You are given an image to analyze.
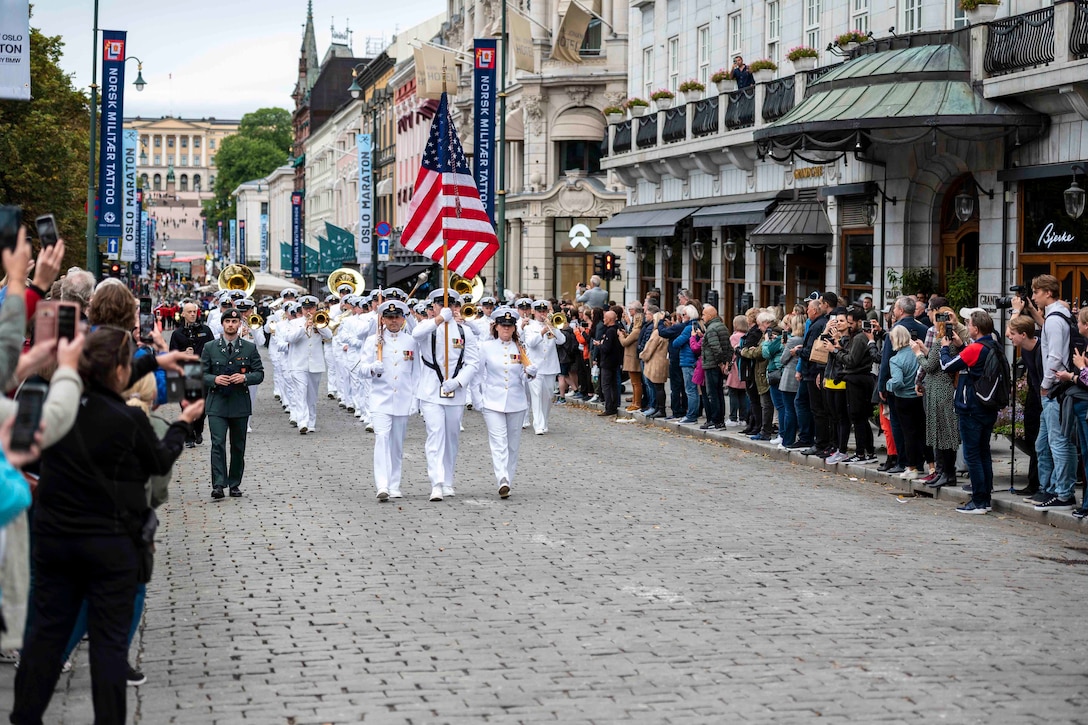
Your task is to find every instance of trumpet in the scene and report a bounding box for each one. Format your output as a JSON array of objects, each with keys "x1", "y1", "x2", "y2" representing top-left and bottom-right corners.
[
  {"x1": 247, "y1": 312, "x2": 264, "y2": 328},
  {"x1": 550, "y1": 312, "x2": 568, "y2": 329},
  {"x1": 461, "y1": 303, "x2": 480, "y2": 320},
  {"x1": 313, "y1": 310, "x2": 330, "y2": 328}
]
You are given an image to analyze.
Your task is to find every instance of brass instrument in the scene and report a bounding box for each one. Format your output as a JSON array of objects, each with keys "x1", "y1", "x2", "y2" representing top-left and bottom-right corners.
[
  {"x1": 217, "y1": 264, "x2": 256, "y2": 296},
  {"x1": 327, "y1": 267, "x2": 365, "y2": 296},
  {"x1": 449, "y1": 273, "x2": 484, "y2": 303},
  {"x1": 461, "y1": 303, "x2": 480, "y2": 320},
  {"x1": 247, "y1": 312, "x2": 264, "y2": 328},
  {"x1": 550, "y1": 312, "x2": 568, "y2": 329},
  {"x1": 313, "y1": 310, "x2": 331, "y2": 328}
]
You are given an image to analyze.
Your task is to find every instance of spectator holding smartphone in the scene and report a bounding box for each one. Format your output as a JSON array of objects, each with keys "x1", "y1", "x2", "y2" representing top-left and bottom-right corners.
[{"x1": 732, "y1": 56, "x2": 755, "y2": 89}]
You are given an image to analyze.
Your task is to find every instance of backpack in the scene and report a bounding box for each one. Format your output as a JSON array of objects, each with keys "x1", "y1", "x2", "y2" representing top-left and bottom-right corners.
[
  {"x1": 1045, "y1": 309, "x2": 1088, "y2": 369},
  {"x1": 973, "y1": 336, "x2": 1011, "y2": 411}
]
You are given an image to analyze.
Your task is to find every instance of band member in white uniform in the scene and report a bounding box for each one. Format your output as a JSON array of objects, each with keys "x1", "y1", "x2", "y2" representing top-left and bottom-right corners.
[
  {"x1": 467, "y1": 296, "x2": 497, "y2": 410},
  {"x1": 322, "y1": 293, "x2": 341, "y2": 400},
  {"x1": 478, "y1": 307, "x2": 538, "y2": 498},
  {"x1": 235, "y1": 297, "x2": 266, "y2": 433},
  {"x1": 339, "y1": 295, "x2": 368, "y2": 416},
  {"x1": 206, "y1": 293, "x2": 232, "y2": 338},
  {"x1": 524, "y1": 299, "x2": 565, "y2": 435},
  {"x1": 282, "y1": 295, "x2": 332, "y2": 434},
  {"x1": 278, "y1": 302, "x2": 302, "y2": 425},
  {"x1": 359, "y1": 300, "x2": 420, "y2": 500},
  {"x1": 352, "y1": 293, "x2": 379, "y2": 427},
  {"x1": 331, "y1": 294, "x2": 356, "y2": 409},
  {"x1": 514, "y1": 298, "x2": 534, "y2": 427},
  {"x1": 413, "y1": 288, "x2": 479, "y2": 501}
]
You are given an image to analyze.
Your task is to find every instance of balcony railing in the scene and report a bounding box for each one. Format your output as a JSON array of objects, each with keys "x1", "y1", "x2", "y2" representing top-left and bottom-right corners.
[
  {"x1": 725, "y1": 87, "x2": 755, "y2": 130},
  {"x1": 613, "y1": 120, "x2": 632, "y2": 153},
  {"x1": 984, "y1": 5, "x2": 1055, "y2": 76},
  {"x1": 662, "y1": 107, "x2": 686, "y2": 143},
  {"x1": 763, "y1": 77, "x2": 796, "y2": 122},
  {"x1": 692, "y1": 97, "x2": 718, "y2": 137},
  {"x1": 1072, "y1": 0, "x2": 1088, "y2": 58},
  {"x1": 636, "y1": 114, "x2": 658, "y2": 148}
]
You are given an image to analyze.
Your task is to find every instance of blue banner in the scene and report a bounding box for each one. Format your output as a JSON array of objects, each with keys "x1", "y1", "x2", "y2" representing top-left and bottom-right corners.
[
  {"x1": 259, "y1": 213, "x2": 268, "y2": 273},
  {"x1": 229, "y1": 219, "x2": 237, "y2": 264},
  {"x1": 291, "y1": 191, "x2": 303, "y2": 278},
  {"x1": 216, "y1": 221, "x2": 223, "y2": 259},
  {"x1": 133, "y1": 189, "x2": 143, "y2": 278},
  {"x1": 238, "y1": 219, "x2": 246, "y2": 264},
  {"x1": 473, "y1": 39, "x2": 497, "y2": 227},
  {"x1": 96, "y1": 30, "x2": 126, "y2": 240},
  {"x1": 120, "y1": 129, "x2": 137, "y2": 262},
  {"x1": 357, "y1": 134, "x2": 372, "y2": 264}
]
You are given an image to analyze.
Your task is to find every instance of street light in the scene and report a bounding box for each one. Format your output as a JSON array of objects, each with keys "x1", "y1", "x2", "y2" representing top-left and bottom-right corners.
[
  {"x1": 1065, "y1": 165, "x2": 1087, "y2": 220},
  {"x1": 127, "y1": 57, "x2": 147, "y2": 92},
  {"x1": 953, "y1": 175, "x2": 995, "y2": 223},
  {"x1": 724, "y1": 239, "x2": 739, "y2": 263}
]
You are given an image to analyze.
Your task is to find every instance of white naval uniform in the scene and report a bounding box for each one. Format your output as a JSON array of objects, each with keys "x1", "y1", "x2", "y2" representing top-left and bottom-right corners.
[
  {"x1": 332, "y1": 314, "x2": 354, "y2": 406},
  {"x1": 239, "y1": 323, "x2": 266, "y2": 429},
  {"x1": 265, "y1": 311, "x2": 286, "y2": 401},
  {"x1": 467, "y1": 315, "x2": 492, "y2": 409},
  {"x1": 359, "y1": 329, "x2": 420, "y2": 497},
  {"x1": 352, "y1": 313, "x2": 378, "y2": 421},
  {"x1": 412, "y1": 315, "x2": 479, "y2": 496},
  {"x1": 283, "y1": 317, "x2": 332, "y2": 430},
  {"x1": 206, "y1": 308, "x2": 224, "y2": 338},
  {"x1": 339, "y1": 314, "x2": 366, "y2": 413},
  {"x1": 478, "y1": 337, "x2": 530, "y2": 491},
  {"x1": 524, "y1": 320, "x2": 565, "y2": 434},
  {"x1": 323, "y1": 303, "x2": 341, "y2": 398}
]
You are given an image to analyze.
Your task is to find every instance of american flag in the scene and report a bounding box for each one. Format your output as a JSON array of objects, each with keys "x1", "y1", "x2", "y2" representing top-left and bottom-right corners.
[{"x1": 400, "y1": 93, "x2": 498, "y2": 278}]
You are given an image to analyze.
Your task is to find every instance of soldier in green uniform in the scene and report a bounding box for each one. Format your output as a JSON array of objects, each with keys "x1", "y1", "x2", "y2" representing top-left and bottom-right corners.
[{"x1": 201, "y1": 308, "x2": 265, "y2": 499}]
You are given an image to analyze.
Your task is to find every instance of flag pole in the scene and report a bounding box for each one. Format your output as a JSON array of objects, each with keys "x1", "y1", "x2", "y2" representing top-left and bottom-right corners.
[
  {"x1": 496, "y1": 0, "x2": 508, "y2": 301},
  {"x1": 441, "y1": 67, "x2": 452, "y2": 392}
]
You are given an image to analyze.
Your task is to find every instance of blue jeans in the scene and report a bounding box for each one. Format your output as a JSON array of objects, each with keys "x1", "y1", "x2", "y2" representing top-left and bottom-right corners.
[
  {"x1": 958, "y1": 408, "x2": 997, "y2": 506},
  {"x1": 794, "y1": 378, "x2": 814, "y2": 445},
  {"x1": 641, "y1": 362, "x2": 656, "y2": 411},
  {"x1": 1037, "y1": 396, "x2": 1077, "y2": 500},
  {"x1": 681, "y1": 367, "x2": 699, "y2": 419},
  {"x1": 63, "y1": 583, "x2": 147, "y2": 660},
  {"x1": 769, "y1": 386, "x2": 796, "y2": 445}
]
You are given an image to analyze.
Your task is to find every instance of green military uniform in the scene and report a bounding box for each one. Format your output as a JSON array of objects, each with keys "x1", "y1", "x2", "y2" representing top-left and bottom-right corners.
[{"x1": 201, "y1": 330, "x2": 264, "y2": 496}]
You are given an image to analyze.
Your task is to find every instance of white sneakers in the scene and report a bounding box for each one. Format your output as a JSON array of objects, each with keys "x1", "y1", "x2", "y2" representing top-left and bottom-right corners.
[
  {"x1": 376, "y1": 489, "x2": 389, "y2": 501},
  {"x1": 441, "y1": 486, "x2": 456, "y2": 497},
  {"x1": 429, "y1": 488, "x2": 443, "y2": 502}
]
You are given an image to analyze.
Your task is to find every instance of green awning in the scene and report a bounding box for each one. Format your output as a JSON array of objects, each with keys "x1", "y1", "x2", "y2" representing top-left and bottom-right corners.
[
  {"x1": 291, "y1": 154, "x2": 306, "y2": 168},
  {"x1": 754, "y1": 42, "x2": 1047, "y2": 158}
]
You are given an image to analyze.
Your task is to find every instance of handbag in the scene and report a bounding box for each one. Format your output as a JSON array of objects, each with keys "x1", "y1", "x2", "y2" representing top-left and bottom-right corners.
[{"x1": 767, "y1": 367, "x2": 783, "y2": 387}]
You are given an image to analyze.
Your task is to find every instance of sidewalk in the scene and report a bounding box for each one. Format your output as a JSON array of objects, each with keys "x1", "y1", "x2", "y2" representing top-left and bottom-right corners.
[{"x1": 569, "y1": 395, "x2": 1088, "y2": 535}]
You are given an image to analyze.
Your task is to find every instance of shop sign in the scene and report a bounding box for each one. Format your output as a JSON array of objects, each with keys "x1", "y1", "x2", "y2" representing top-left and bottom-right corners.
[
  {"x1": 977, "y1": 293, "x2": 1000, "y2": 312},
  {"x1": 793, "y1": 166, "x2": 824, "y2": 180},
  {"x1": 569, "y1": 223, "x2": 591, "y2": 248},
  {"x1": 1023, "y1": 177, "x2": 1088, "y2": 253}
]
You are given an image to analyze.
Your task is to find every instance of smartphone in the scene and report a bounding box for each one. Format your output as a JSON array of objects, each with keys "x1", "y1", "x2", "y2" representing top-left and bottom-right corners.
[
  {"x1": 34, "y1": 214, "x2": 58, "y2": 247},
  {"x1": 935, "y1": 312, "x2": 951, "y2": 323},
  {"x1": 182, "y1": 362, "x2": 204, "y2": 402},
  {"x1": 11, "y1": 382, "x2": 47, "y2": 452},
  {"x1": 57, "y1": 302, "x2": 77, "y2": 341},
  {"x1": 139, "y1": 296, "x2": 154, "y2": 342},
  {"x1": 0, "y1": 206, "x2": 21, "y2": 252},
  {"x1": 165, "y1": 371, "x2": 185, "y2": 404},
  {"x1": 861, "y1": 320, "x2": 873, "y2": 332}
]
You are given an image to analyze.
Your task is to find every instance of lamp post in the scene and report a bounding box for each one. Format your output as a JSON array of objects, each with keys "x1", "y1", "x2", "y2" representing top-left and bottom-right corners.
[{"x1": 1065, "y1": 165, "x2": 1087, "y2": 220}]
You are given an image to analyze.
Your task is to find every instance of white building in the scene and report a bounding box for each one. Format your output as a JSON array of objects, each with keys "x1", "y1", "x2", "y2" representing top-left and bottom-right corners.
[{"x1": 231, "y1": 180, "x2": 270, "y2": 270}]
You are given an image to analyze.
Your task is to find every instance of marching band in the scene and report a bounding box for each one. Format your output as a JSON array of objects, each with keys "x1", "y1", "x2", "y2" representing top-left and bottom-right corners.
[{"x1": 203, "y1": 272, "x2": 572, "y2": 501}]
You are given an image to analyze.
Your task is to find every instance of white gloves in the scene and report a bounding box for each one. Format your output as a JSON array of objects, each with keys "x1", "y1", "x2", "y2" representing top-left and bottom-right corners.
[
  {"x1": 371, "y1": 360, "x2": 385, "y2": 377},
  {"x1": 441, "y1": 379, "x2": 459, "y2": 394},
  {"x1": 524, "y1": 364, "x2": 538, "y2": 379},
  {"x1": 439, "y1": 308, "x2": 454, "y2": 323}
]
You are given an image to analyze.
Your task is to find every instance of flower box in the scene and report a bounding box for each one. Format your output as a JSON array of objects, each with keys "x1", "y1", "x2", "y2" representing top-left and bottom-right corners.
[
  {"x1": 606, "y1": 112, "x2": 625, "y2": 123},
  {"x1": 716, "y1": 78, "x2": 737, "y2": 93},
  {"x1": 753, "y1": 69, "x2": 775, "y2": 83},
  {"x1": 965, "y1": 2, "x2": 1000, "y2": 22},
  {"x1": 656, "y1": 96, "x2": 674, "y2": 109},
  {"x1": 791, "y1": 56, "x2": 817, "y2": 71}
]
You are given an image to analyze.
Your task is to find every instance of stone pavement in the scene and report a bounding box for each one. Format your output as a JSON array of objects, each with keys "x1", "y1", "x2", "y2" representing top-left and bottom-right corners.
[{"x1": 2, "y1": 358, "x2": 1088, "y2": 723}]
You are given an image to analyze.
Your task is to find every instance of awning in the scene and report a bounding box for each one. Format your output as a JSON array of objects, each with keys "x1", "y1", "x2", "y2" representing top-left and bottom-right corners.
[
  {"x1": 596, "y1": 207, "x2": 698, "y2": 238},
  {"x1": 506, "y1": 108, "x2": 524, "y2": 141},
  {"x1": 691, "y1": 200, "x2": 775, "y2": 228},
  {"x1": 551, "y1": 108, "x2": 606, "y2": 141},
  {"x1": 754, "y1": 40, "x2": 1048, "y2": 159},
  {"x1": 749, "y1": 200, "x2": 833, "y2": 247},
  {"x1": 376, "y1": 178, "x2": 393, "y2": 197},
  {"x1": 384, "y1": 262, "x2": 432, "y2": 287}
]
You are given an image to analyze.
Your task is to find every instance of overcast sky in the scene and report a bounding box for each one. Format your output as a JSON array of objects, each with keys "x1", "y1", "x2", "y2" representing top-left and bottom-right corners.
[{"x1": 30, "y1": 0, "x2": 444, "y2": 120}]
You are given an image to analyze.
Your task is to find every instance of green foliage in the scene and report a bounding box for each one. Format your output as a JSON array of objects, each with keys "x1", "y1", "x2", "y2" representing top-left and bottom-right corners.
[
  {"x1": 0, "y1": 17, "x2": 90, "y2": 271},
  {"x1": 887, "y1": 267, "x2": 934, "y2": 296},
  {"x1": 960, "y1": 0, "x2": 1000, "y2": 10},
  {"x1": 203, "y1": 108, "x2": 291, "y2": 229},
  {"x1": 945, "y1": 266, "x2": 978, "y2": 312}
]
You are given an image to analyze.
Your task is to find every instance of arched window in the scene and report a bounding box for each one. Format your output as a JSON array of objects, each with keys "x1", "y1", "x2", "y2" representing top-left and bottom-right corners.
[
  {"x1": 193, "y1": 174, "x2": 202, "y2": 191},
  {"x1": 180, "y1": 174, "x2": 189, "y2": 192},
  {"x1": 140, "y1": 173, "x2": 149, "y2": 189},
  {"x1": 153, "y1": 174, "x2": 162, "y2": 191}
]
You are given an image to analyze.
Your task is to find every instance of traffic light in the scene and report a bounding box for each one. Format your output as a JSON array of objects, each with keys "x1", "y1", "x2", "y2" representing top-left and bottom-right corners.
[
  {"x1": 593, "y1": 253, "x2": 606, "y2": 278},
  {"x1": 108, "y1": 262, "x2": 121, "y2": 278},
  {"x1": 602, "y1": 251, "x2": 618, "y2": 281}
]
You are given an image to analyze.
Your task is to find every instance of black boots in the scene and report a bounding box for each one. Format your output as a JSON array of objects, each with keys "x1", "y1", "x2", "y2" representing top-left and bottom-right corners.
[{"x1": 878, "y1": 455, "x2": 898, "y2": 472}]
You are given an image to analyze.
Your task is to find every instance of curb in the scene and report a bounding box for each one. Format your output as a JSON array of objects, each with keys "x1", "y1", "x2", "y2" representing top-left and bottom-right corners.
[{"x1": 567, "y1": 397, "x2": 1088, "y2": 535}]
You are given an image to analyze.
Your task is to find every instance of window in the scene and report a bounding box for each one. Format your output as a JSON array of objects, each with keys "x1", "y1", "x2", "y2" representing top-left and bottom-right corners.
[
  {"x1": 181, "y1": 137, "x2": 188, "y2": 148},
  {"x1": 643, "y1": 47, "x2": 654, "y2": 99},
  {"x1": 194, "y1": 137, "x2": 201, "y2": 149},
  {"x1": 180, "y1": 157, "x2": 188, "y2": 166},
  {"x1": 154, "y1": 154, "x2": 161, "y2": 166},
  {"x1": 193, "y1": 174, "x2": 202, "y2": 191},
  {"x1": 806, "y1": 0, "x2": 821, "y2": 51},
  {"x1": 580, "y1": 19, "x2": 602, "y2": 55},
  {"x1": 852, "y1": 0, "x2": 870, "y2": 34},
  {"x1": 761, "y1": 247, "x2": 785, "y2": 308},
  {"x1": 724, "y1": 228, "x2": 746, "y2": 318},
  {"x1": 841, "y1": 231, "x2": 874, "y2": 300},
  {"x1": 729, "y1": 13, "x2": 742, "y2": 59},
  {"x1": 667, "y1": 36, "x2": 679, "y2": 94},
  {"x1": 140, "y1": 173, "x2": 149, "y2": 188},
  {"x1": 210, "y1": 155, "x2": 216, "y2": 167},
  {"x1": 557, "y1": 140, "x2": 602, "y2": 175},
  {"x1": 903, "y1": 0, "x2": 921, "y2": 33},
  {"x1": 153, "y1": 136, "x2": 161, "y2": 147},
  {"x1": 179, "y1": 174, "x2": 188, "y2": 192},
  {"x1": 210, "y1": 138, "x2": 216, "y2": 149},
  {"x1": 167, "y1": 137, "x2": 174, "y2": 148},
  {"x1": 697, "y1": 24, "x2": 711, "y2": 89},
  {"x1": 951, "y1": 0, "x2": 967, "y2": 28},
  {"x1": 153, "y1": 173, "x2": 161, "y2": 191},
  {"x1": 767, "y1": 1, "x2": 781, "y2": 70}
]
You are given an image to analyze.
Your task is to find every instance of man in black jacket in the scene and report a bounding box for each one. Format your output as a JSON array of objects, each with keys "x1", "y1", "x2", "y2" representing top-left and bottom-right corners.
[
  {"x1": 659, "y1": 313, "x2": 689, "y2": 419},
  {"x1": 798, "y1": 292, "x2": 837, "y2": 456},
  {"x1": 597, "y1": 310, "x2": 624, "y2": 416},
  {"x1": 169, "y1": 301, "x2": 215, "y2": 448}
]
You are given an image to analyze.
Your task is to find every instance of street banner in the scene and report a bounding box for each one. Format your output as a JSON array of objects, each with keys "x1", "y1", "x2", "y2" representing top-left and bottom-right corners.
[
  {"x1": 357, "y1": 133, "x2": 373, "y2": 264},
  {"x1": 133, "y1": 189, "x2": 143, "y2": 277},
  {"x1": 414, "y1": 44, "x2": 456, "y2": 100},
  {"x1": 509, "y1": 10, "x2": 535, "y2": 73},
  {"x1": 473, "y1": 39, "x2": 497, "y2": 227},
  {"x1": 238, "y1": 219, "x2": 246, "y2": 264},
  {"x1": 0, "y1": 0, "x2": 30, "y2": 100},
  {"x1": 120, "y1": 129, "x2": 137, "y2": 262},
  {"x1": 260, "y1": 213, "x2": 269, "y2": 273},
  {"x1": 291, "y1": 191, "x2": 303, "y2": 278},
  {"x1": 229, "y1": 219, "x2": 237, "y2": 264},
  {"x1": 96, "y1": 30, "x2": 127, "y2": 239},
  {"x1": 551, "y1": 3, "x2": 590, "y2": 64},
  {"x1": 279, "y1": 242, "x2": 292, "y2": 272},
  {"x1": 216, "y1": 221, "x2": 222, "y2": 259}
]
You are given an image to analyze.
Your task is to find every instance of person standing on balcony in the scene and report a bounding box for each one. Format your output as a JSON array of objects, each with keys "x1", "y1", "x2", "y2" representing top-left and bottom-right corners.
[{"x1": 732, "y1": 56, "x2": 754, "y2": 89}]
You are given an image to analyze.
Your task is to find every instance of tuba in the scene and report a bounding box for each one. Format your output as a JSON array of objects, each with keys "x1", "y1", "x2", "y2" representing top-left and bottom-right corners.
[
  {"x1": 449, "y1": 274, "x2": 484, "y2": 303},
  {"x1": 218, "y1": 264, "x2": 255, "y2": 296},
  {"x1": 327, "y1": 267, "x2": 365, "y2": 297}
]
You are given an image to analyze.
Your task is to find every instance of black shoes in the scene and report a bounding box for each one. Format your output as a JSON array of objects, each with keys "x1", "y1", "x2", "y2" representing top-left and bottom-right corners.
[
  {"x1": 1012, "y1": 486, "x2": 1039, "y2": 496},
  {"x1": 211, "y1": 488, "x2": 225, "y2": 499},
  {"x1": 877, "y1": 456, "x2": 898, "y2": 472},
  {"x1": 195, "y1": 435, "x2": 203, "y2": 445},
  {"x1": 229, "y1": 488, "x2": 243, "y2": 498},
  {"x1": 126, "y1": 665, "x2": 146, "y2": 687},
  {"x1": 799, "y1": 447, "x2": 820, "y2": 456},
  {"x1": 185, "y1": 440, "x2": 195, "y2": 449}
]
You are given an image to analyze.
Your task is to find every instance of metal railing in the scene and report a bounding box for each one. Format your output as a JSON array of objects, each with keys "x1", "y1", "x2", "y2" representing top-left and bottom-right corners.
[
  {"x1": 662, "y1": 107, "x2": 686, "y2": 143},
  {"x1": 763, "y1": 77, "x2": 796, "y2": 122},
  {"x1": 692, "y1": 97, "x2": 719, "y2": 137},
  {"x1": 636, "y1": 114, "x2": 658, "y2": 148},
  {"x1": 1072, "y1": 0, "x2": 1088, "y2": 58},
  {"x1": 613, "y1": 120, "x2": 632, "y2": 153},
  {"x1": 984, "y1": 5, "x2": 1055, "y2": 75},
  {"x1": 724, "y1": 86, "x2": 755, "y2": 130}
]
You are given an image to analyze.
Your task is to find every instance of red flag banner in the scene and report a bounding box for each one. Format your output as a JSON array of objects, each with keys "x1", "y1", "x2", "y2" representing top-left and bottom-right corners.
[{"x1": 400, "y1": 93, "x2": 499, "y2": 278}]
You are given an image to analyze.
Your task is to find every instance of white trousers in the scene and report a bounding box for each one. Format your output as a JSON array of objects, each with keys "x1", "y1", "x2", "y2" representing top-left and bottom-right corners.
[
  {"x1": 291, "y1": 370, "x2": 321, "y2": 429},
  {"x1": 420, "y1": 401, "x2": 465, "y2": 489},
  {"x1": 528, "y1": 373, "x2": 556, "y2": 433},
  {"x1": 358, "y1": 376, "x2": 372, "y2": 421},
  {"x1": 347, "y1": 360, "x2": 364, "y2": 411},
  {"x1": 284, "y1": 365, "x2": 300, "y2": 420},
  {"x1": 371, "y1": 412, "x2": 408, "y2": 494},
  {"x1": 482, "y1": 408, "x2": 526, "y2": 488},
  {"x1": 271, "y1": 357, "x2": 283, "y2": 399},
  {"x1": 323, "y1": 344, "x2": 337, "y2": 395}
]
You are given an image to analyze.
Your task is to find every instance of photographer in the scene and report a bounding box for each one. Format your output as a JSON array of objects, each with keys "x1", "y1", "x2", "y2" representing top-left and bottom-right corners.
[
  {"x1": 1006, "y1": 310, "x2": 1042, "y2": 496},
  {"x1": 837, "y1": 307, "x2": 881, "y2": 463},
  {"x1": 913, "y1": 307, "x2": 967, "y2": 487},
  {"x1": 731, "y1": 56, "x2": 754, "y2": 89},
  {"x1": 575, "y1": 276, "x2": 608, "y2": 310},
  {"x1": 740, "y1": 310, "x2": 777, "y2": 439},
  {"x1": 820, "y1": 309, "x2": 851, "y2": 463},
  {"x1": 169, "y1": 302, "x2": 214, "y2": 448}
]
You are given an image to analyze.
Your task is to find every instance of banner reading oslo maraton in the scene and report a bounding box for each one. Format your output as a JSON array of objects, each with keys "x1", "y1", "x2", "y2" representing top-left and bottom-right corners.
[
  {"x1": 0, "y1": 0, "x2": 30, "y2": 100},
  {"x1": 97, "y1": 31, "x2": 127, "y2": 240},
  {"x1": 120, "y1": 129, "x2": 137, "y2": 262},
  {"x1": 473, "y1": 39, "x2": 497, "y2": 228},
  {"x1": 357, "y1": 133, "x2": 373, "y2": 264}
]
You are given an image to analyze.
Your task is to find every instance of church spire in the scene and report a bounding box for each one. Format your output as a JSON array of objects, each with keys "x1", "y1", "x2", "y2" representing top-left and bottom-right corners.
[{"x1": 301, "y1": 0, "x2": 319, "y2": 92}]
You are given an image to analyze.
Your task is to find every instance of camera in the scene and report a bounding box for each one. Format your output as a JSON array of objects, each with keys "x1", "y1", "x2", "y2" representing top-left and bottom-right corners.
[
  {"x1": 935, "y1": 312, "x2": 951, "y2": 323},
  {"x1": 996, "y1": 284, "x2": 1033, "y2": 310}
]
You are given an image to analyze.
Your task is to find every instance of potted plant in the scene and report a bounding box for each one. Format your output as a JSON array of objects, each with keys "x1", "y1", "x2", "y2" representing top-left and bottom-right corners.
[
  {"x1": 749, "y1": 59, "x2": 778, "y2": 82},
  {"x1": 678, "y1": 79, "x2": 706, "y2": 102},
  {"x1": 626, "y1": 97, "x2": 650, "y2": 117},
  {"x1": 603, "y1": 105, "x2": 625, "y2": 122},
  {"x1": 961, "y1": 0, "x2": 1001, "y2": 23},
  {"x1": 650, "y1": 88, "x2": 675, "y2": 110},
  {"x1": 835, "y1": 30, "x2": 866, "y2": 51},
  {"x1": 787, "y1": 46, "x2": 819, "y2": 71},
  {"x1": 711, "y1": 69, "x2": 737, "y2": 93}
]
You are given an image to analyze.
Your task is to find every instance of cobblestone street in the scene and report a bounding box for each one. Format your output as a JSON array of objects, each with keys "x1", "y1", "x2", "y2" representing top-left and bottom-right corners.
[{"x1": 3, "y1": 359, "x2": 1087, "y2": 724}]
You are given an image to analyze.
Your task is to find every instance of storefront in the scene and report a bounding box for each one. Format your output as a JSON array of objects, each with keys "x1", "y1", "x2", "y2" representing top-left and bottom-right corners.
[
  {"x1": 1018, "y1": 175, "x2": 1088, "y2": 306},
  {"x1": 553, "y1": 217, "x2": 608, "y2": 301}
]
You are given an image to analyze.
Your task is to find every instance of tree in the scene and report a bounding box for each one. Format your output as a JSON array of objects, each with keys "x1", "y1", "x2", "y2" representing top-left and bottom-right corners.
[
  {"x1": 237, "y1": 107, "x2": 292, "y2": 156},
  {"x1": 0, "y1": 14, "x2": 90, "y2": 272},
  {"x1": 202, "y1": 108, "x2": 290, "y2": 229}
]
